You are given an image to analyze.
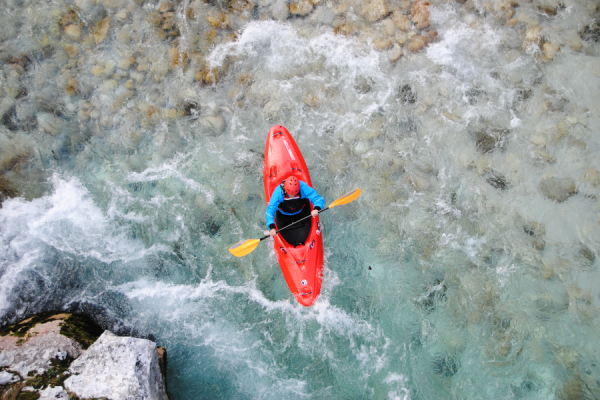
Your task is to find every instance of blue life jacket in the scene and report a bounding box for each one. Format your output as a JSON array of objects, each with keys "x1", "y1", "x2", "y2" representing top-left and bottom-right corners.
[
  {"x1": 278, "y1": 182, "x2": 306, "y2": 216},
  {"x1": 265, "y1": 180, "x2": 325, "y2": 229}
]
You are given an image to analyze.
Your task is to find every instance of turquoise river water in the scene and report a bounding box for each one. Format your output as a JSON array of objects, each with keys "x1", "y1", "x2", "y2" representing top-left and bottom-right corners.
[{"x1": 1, "y1": 0, "x2": 600, "y2": 398}]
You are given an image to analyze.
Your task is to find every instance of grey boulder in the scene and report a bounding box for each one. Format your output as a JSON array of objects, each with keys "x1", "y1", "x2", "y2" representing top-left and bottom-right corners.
[{"x1": 64, "y1": 330, "x2": 168, "y2": 400}]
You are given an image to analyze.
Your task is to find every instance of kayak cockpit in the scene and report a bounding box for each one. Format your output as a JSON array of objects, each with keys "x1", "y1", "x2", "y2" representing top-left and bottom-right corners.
[{"x1": 275, "y1": 198, "x2": 312, "y2": 246}]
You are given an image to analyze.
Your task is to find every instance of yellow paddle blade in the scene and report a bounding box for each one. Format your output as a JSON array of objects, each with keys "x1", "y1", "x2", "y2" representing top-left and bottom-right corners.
[
  {"x1": 229, "y1": 238, "x2": 261, "y2": 257},
  {"x1": 328, "y1": 188, "x2": 361, "y2": 209}
]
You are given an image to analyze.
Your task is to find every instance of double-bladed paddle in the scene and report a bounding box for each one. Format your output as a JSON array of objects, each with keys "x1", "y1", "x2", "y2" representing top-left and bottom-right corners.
[{"x1": 229, "y1": 188, "x2": 361, "y2": 257}]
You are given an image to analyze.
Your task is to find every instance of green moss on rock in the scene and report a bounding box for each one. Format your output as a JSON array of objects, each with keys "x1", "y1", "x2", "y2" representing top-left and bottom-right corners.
[
  {"x1": 25, "y1": 357, "x2": 71, "y2": 389},
  {"x1": 0, "y1": 312, "x2": 103, "y2": 350},
  {"x1": 16, "y1": 392, "x2": 40, "y2": 400},
  {"x1": 60, "y1": 314, "x2": 103, "y2": 349}
]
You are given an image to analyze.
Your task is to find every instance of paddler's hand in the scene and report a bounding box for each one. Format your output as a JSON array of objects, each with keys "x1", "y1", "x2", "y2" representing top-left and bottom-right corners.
[
  {"x1": 269, "y1": 229, "x2": 277, "y2": 237},
  {"x1": 311, "y1": 210, "x2": 319, "y2": 218}
]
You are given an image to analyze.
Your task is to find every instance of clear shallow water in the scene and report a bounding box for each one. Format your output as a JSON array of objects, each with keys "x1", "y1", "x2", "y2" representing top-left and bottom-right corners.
[{"x1": 1, "y1": 0, "x2": 600, "y2": 398}]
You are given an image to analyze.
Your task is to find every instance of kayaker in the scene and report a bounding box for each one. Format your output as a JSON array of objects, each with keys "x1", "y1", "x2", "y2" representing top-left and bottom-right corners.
[{"x1": 266, "y1": 176, "x2": 325, "y2": 238}]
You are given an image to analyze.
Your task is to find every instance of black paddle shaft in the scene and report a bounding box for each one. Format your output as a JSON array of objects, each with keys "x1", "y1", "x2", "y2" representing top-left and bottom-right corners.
[{"x1": 260, "y1": 207, "x2": 329, "y2": 241}]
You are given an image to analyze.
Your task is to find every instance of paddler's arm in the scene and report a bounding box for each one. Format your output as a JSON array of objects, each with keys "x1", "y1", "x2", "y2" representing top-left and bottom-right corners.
[
  {"x1": 266, "y1": 186, "x2": 284, "y2": 236},
  {"x1": 299, "y1": 181, "x2": 325, "y2": 217}
]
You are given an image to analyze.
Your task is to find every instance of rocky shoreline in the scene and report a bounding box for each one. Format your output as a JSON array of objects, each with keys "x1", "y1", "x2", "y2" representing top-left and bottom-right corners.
[{"x1": 0, "y1": 312, "x2": 169, "y2": 400}]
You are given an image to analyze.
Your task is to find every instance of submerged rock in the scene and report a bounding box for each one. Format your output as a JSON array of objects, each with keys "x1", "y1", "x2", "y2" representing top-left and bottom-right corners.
[
  {"x1": 539, "y1": 176, "x2": 578, "y2": 202},
  {"x1": 374, "y1": 37, "x2": 392, "y2": 50},
  {"x1": 406, "y1": 35, "x2": 428, "y2": 52},
  {"x1": 271, "y1": 0, "x2": 290, "y2": 21},
  {"x1": 399, "y1": 84, "x2": 417, "y2": 104},
  {"x1": 361, "y1": 0, "x2": 389, "y2": 23},
  {"x1": 532, "y1": 238, "x2": 545, "y2": 251},
  {"x1": 392, "y1": 12, "x2": 411, "y2": 32},
  {"x1": 542, "y1": 42, "x2": 559, "y2": 62},
  {"x1": 382, "y1": 18, "x2": 396, "y2": 36},
  {"x1": 410, "y1": 0, "x2": 430, "y2": 30},
  {"x1": 575, "y1": 245, "x2": 596, "y2": 269},
  {"x1": 37, "y1": 113, "x2": 64, "y2": 136},
  {"x1": 92, "y1": 17, "x2": 112, "y2": 44},
  {"x1": 405, "y1": 171, "x2": 430, "y2": 191},
  {"x1": 195, "y1": 65, "x2": 220, "y2": 86},
  {"x1": 524, "y1": 26, "x2": 542, "y2": 48},
  {"x1": 580, "y1": 20, "x2": 600, "y2": 43},
  {"x1": 424, "y1": 30, "x2": 437, "y2": 43},
  {"x1": 582, "y1": 167, "x2": 599, "y2": 186},
  {"x1": 487, "y1": 172, "x2": 508, "y2": 190},
  {"x1": 524, "y1": 221, "x2": 546, "y2": 250},
  {"x1": 115, "y1": 8, "x2": 129, "y2": 21},
  {"x1": 289, "y1": 0, "x2": 313, "y2": 16},
  {"x1": 474, "y1": 129, "x2": 508, "y2": 153},
  {"x1": 354, "y1": 76, "x2": 373, "y2": 94},
  {"x1": 182, "y1": 101, "x2": 201, "y2": 118},
  {"x1": 158, "y1": 2, "x2": 173, "y2": 13},
  {"x1": 387, "y1": 44, "x2": 403, "y2": 62},
  {"x1": 202, "y1": 115, "x2": 227, "y2": 134},
  {"x1": 533, "y1": 148, "x2": 556, "y2": 164},
  {"x1": 432, "y1": 354, "x2": 460, "y2": 377},
  {"x1": 64, "y1": 331, "x2": 169, "y2": 400},
  {"x1": 524, "y1": 221, "x2": 545, "y2": 237},
  {"x1": 64, "y1": 25, "x2": 82, "y2": 41},
  {"x1": 566, "y1": 30, "x2": 583, "y2": 51},
  {"x1": 416, "y1": 279, "x2": 446, "y2": 312}
]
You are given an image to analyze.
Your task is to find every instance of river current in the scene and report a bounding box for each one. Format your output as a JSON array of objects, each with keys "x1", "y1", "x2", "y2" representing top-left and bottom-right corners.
[{"x1": 1, "y1": 0, "x2": 599, "y2": 398}]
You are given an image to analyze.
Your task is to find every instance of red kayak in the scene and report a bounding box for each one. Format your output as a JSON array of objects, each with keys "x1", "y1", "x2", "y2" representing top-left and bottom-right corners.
[{"x1": 263, "y1": 125, "x2": 323, "y2": 307}]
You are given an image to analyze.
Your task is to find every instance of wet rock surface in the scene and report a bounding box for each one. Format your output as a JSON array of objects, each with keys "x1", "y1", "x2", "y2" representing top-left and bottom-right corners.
[
  {"x1": 0, "y1": 313, "x2": 169, "y2": 400},
  {"x1": 416, "y1": 279, "x2": 446, "y2": 312},
  {"x1": 474, "y1": 130, "x2": 508, "y2": 153},
  {"x1": 539, "y1": 176, "x2": 578, "y2": 202},
  {"x1": 0, "y1": 370, "x2": 19, "y2": 385},
  {"x1": 399, "y1": 84, "x2": 417, "y2": 104},
  {"x1": 524, "y1": 221, "x2": 545, "y2": 238},
  {"x1": 65, "y1": 331, "x2": 168, "y2": 400},
  {"x1": 0, "y1": 319, "x2": 83, "y2": 378},
  {"x1": 486, "y1": 172, "x2": 508, "y2": 190},
  {"x1": 432, "y1": 354, "x2": 460, "y2": 377}
]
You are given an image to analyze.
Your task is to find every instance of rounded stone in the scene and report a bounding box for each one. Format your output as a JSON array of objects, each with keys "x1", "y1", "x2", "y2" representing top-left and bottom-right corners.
[
  {"x1": 115, "y1": 9, "x2": 129, "y2": 21},
  {"x1": 539, "y1": 176, "x2": 578, "y2": 202},
  {"x1": 64, "y1": 25, "x2": 82, "y2": 40},
  {"x1": 387, "y1": 44, "x2": 403, "y2": 62},
  {"x1": 410, "y1": 0, "x2": 430, "y2": 29},
  {"x1": 289, "y1": 0, "x2": 313, "y2": 16},
  {"x1": 203, "y1": 115, "x2": 226, "y2": 134},
  {"x1": 362, "y1": 0, "x2": 389, "y2": 23},
  {"x1": 374, "y1": 37, "x2": 392, "y2": 50},
  {"x1": 542, "y1": 42, "x2": 559, "y2": 61},
  {"x1": 407, "y1": 35, "x2": 428, "y2": 52},
  {"x1": 382, "y1": 18, "x2": 396, "y2": 36},
  {"x1": 392, "y1": 13, "x2": 411, "y2": 32}
]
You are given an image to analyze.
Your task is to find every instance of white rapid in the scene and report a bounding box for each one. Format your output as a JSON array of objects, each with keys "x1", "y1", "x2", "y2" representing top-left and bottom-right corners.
[{"x1": 1, "y1": 0, "x2": 599, "y2": 398}]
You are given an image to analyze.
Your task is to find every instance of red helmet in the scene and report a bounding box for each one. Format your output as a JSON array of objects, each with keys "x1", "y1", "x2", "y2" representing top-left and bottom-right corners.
[{"x1": 284, "y1": 176, "x2": 300, "y2": 196}]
